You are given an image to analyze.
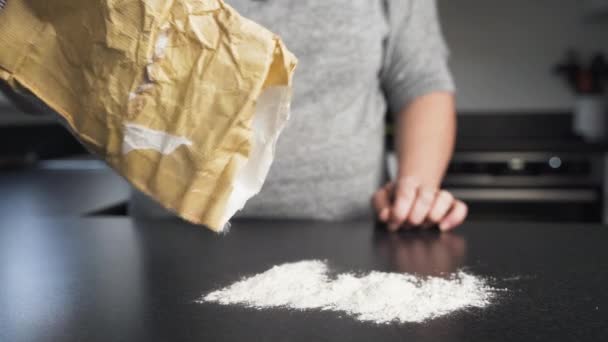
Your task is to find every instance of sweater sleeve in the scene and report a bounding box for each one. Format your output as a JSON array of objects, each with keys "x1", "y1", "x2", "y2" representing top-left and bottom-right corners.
[{"x1": 381, "y1": 0, "x2": 455, "y2": 115}]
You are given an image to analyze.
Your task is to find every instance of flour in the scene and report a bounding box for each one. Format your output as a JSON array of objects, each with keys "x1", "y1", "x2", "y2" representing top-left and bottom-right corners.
[{"x1": 199, "y1": 260, "x2": 497, "y2": 324}]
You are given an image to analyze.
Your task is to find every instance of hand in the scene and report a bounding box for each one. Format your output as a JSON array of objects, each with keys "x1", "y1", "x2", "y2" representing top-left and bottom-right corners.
[{"x1": 372, "y1": 176, "x2": 468, "y2": 232}]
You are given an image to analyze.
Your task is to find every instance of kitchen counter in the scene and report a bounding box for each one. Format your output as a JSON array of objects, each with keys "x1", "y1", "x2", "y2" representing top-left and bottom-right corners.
[
  {"x1": 454, "y1": 112, "x2": 608, "y2": 153},
  {"x1": 389, "y1": 112, "x2": 608, "y2": 153},
  {"x1": 0, "y1": 163, "x2": 129, "y2": 217},
  {"x1": 0, "y1": 217, "x2": 606, "y2": 341}
]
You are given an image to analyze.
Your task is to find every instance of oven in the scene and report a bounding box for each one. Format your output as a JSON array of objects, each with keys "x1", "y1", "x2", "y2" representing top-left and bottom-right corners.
[{"x1": 443, "y1": 151, "x2": 605, "y2": 222}]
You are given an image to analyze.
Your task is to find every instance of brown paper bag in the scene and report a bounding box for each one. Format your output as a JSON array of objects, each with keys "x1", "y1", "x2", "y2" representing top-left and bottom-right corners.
[{"x1": 0, "y1": 0, "x2": 297, "y2": 231}]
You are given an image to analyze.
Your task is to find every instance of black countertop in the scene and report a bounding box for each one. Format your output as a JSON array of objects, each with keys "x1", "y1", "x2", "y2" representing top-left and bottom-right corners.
[
  {"x1": 454, "y1": 112, "x2": 608, "y2": 153},
  {"x1": 386, "y1": 112, "x2": 608, "y2": 153},
  {"x1": 0, "y1": 165, "x2": 129, "y2": 217},
  {"x1": 1, "y1": 217, "x2": 607, "y2": 341}
]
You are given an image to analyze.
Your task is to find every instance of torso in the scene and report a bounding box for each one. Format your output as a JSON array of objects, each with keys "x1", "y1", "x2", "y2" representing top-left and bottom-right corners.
[{"x1": 230, "y1": 0, "x2": 391, "y2": 220}]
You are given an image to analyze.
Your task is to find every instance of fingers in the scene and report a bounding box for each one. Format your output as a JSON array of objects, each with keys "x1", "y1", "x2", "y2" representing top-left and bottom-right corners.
[
  {"x1": 428, "y1": 190, "x2": 454, "y2": 224},
  {"x1": 439, "y1": 200, "x2": 468, "y2": 231},
  {"x1": 388, "y1": 177, "x2": 418, "y2": 231},
  {"x1": 372, "y1": 182, "x2": 394, "y2": 223},
  {"x1": 373, "y1": 179, "x2": 468, "y2": 232},
  {"x1": 406, "y1": 188, "x2": 435, "y2": 227}
]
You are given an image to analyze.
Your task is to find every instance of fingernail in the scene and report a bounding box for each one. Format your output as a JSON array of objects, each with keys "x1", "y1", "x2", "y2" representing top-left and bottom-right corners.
[{"x1": 439, "y1": 222, "x2": 449, "y2": 231}]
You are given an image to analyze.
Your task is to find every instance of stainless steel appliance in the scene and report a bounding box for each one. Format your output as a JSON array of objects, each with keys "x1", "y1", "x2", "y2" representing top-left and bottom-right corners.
[{"x1": 443, "y1": 151, "x2": 605, "y2": 222}]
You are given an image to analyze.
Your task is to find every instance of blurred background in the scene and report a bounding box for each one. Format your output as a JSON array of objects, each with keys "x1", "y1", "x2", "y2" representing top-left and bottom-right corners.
[{"x1": 1, "y1": 0, "x2": 607, "y2": 224}]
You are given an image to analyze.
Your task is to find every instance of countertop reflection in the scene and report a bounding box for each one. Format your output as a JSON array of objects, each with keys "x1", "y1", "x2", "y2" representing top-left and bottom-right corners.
[{"x1": 373, "y1": 229, "x2": 466, "y2": 276}]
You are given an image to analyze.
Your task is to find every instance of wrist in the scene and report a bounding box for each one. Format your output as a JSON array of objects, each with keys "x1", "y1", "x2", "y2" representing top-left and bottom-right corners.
[{"x1": 396, "y1": 171, "x2": 442, "y2": 190}]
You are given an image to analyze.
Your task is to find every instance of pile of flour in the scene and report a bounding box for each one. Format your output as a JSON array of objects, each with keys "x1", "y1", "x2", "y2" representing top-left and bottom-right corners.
[{"x1": 200, "y1": 260, "x2": 496, "y2": 324}]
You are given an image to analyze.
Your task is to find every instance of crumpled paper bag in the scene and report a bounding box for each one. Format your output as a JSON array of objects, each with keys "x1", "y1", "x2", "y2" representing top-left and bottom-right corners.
[{"x1": 0, "y1": 0, "x2": 297, "y2": 231}]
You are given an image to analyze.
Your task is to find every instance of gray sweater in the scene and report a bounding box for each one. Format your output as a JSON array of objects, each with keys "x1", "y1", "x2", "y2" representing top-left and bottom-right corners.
[{"x1": 132, "y1": 0, "x2": 455, "y2": 221}]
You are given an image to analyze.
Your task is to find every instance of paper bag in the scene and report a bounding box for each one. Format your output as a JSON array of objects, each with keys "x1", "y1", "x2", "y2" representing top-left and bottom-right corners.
[{"x1": 0, "y1": 0, "x2": 297, "y2": 231}]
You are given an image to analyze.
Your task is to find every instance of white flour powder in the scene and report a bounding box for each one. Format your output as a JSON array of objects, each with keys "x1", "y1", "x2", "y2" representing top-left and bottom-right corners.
[{"x1": 200, "y1": 260, "x2": 496, "y2": 324}]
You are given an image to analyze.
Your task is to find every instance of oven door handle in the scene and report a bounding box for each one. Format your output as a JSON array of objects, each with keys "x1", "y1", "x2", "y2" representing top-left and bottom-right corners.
[{"x1": 446, "y1": 188, "x2": 599, "y2": 203}]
